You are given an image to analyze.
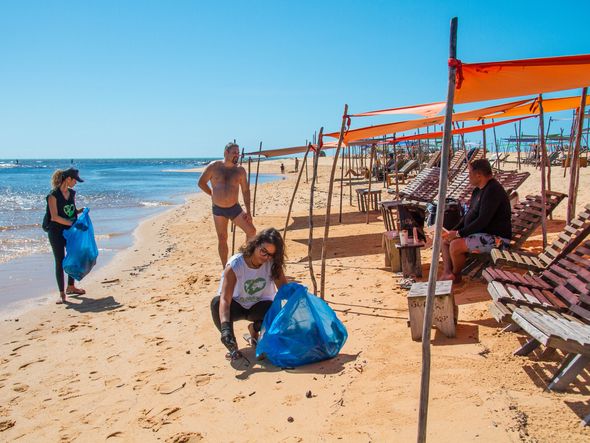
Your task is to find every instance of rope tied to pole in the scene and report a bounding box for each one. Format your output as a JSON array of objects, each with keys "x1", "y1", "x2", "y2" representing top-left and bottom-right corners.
[{"x1": 448, "y1": 57, "x2": 464, "y2": 89}]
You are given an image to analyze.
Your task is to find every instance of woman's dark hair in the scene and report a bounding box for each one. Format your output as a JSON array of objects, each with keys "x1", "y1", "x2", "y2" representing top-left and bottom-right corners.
[{"x1": 240, "y1": 227, "x2": 286, "y2": 280}]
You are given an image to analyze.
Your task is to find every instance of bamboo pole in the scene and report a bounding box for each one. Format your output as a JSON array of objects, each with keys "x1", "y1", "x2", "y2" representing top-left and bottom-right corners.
[
  {"x1": 538, "y1": 95, "x2": 548, "y2": 249},
  {"x1": 382, "y1": 141, "x2": 387, "y2": 189},
  {"x1": 418, "y1": 17, "x2": 458, "y2": 443},
  {"x1": 366, "y1": 145, "x2": 375, "y2": 224},
  {"x1": 393, "y1": 137, "x2": 400, "y2": 197},
  {"x1": 283, "y1": 144, "x2": 312, "y2": 242},
  {"x1": 320, "y1": 105, "x2": 348, "y2": 299},
  {"x1": 514, "y1": 123, "x2": 521, "y2": 170},
  {"x1": 481, "y1": 119, "x2": 487, "y2": 158},
  {"x1": 567, "y1": 88, "x2": 588, "y2": 223},
  {"x1": 564, "y1": 110, "x2": 577, "y2": 178},
  {"x1": 491, "y1": 119, "x2": 500, "y2": 169},
  {"x1": 417, "y1": 127, "x2": 423, "y2": 171},
  {"x1": 308, "y1": 129, "x2": 323, "y2": 295},
  {"x1": 339, "y1": 141, "x2": 346, "y2": 223},
  {"x1": 348, "y1": 145, "x2": 353, "y2": 206},
  {"x1": 252, "y1": 142, "x2": 262, "y2": 217},
  {"x1": 305, "y1": 139, "x2": 309, "y2": 183},
  {"x1": 545, "y1": 116, "x2": 552, "y2": 192},
  {"x1": 231, "y1": 148, "x2": 245, "y2": 255}
]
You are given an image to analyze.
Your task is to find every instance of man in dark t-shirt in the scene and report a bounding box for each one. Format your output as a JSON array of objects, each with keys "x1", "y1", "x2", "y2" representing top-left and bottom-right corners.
[{"x1": 441, "y1": 159, "x2": 512, "y2": 283}]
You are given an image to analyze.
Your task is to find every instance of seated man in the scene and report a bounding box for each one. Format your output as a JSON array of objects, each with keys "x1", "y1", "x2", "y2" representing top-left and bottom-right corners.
[{"x1": 441, "y1": 159, "x2": 512, "y2": 283}]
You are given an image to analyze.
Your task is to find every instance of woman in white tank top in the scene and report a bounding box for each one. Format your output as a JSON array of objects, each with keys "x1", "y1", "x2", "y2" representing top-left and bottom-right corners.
[{"x1": 211, "y1": 228, "x2": 288, "y2": 360}]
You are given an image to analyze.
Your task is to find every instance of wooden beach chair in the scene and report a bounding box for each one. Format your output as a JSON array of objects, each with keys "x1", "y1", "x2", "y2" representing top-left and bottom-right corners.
[
  {"x1": 491, "y1": 204, "x2": 590, "y2": 272},
  {"x1": 387, "y1": 159, "x2": 419, "y2": 185},
  {"x1": 425, "y1": 151, "x2": 441, "y2": 168},
  {"x1": 395, "y1": 167, "x2": 441, "y2": 203}
]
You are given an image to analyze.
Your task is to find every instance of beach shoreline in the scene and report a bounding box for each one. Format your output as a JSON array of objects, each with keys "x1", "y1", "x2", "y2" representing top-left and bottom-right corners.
[{"x1": 0, "y1": 157, "x2": 588, "y2": 441}]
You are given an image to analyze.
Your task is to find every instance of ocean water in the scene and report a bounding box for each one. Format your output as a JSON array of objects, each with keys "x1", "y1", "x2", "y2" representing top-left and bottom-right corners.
[{"x1": 0, "y1": 158, "x2": 276, "y2": 309}]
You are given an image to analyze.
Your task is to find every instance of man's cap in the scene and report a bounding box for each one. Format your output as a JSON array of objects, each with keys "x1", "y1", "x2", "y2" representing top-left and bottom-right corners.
[{"x1": 63, "y1": 168, "x2": 84, "y2": 182}]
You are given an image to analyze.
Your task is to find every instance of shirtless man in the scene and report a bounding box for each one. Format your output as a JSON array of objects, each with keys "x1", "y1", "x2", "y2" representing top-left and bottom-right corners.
[{"x1": 198, "y1": 142, "x2": 256, "y2": 266}]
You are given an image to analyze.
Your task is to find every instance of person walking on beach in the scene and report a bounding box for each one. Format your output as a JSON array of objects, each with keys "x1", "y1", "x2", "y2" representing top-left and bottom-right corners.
[
  {"x1": 43, "y1": 168, "x2": 87, "y2": 304},
  {"x1": 198, "y1": 142, "x2": 256, "y2": 267},
  {"x1": 211, "y1": 228, "x2": 287, "y2": 360}
]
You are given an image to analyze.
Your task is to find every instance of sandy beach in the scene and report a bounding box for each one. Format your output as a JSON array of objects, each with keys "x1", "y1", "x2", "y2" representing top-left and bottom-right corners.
[{"x1": 1, "y1": 156, "x2": 589, "y2": 442}]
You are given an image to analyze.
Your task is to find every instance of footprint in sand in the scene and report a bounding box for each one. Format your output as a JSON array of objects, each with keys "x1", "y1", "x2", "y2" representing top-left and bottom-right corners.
[
  {"x1": 193, "y1": 374, "x2": 212, "y2": 387},
  {"x1": 18, "y1": 358, "x2": 45, "y2": 370},
  {"x1": 12, "y1": 383, "x2": 28, "y2": 392},
  {"x1": 166, "y1": 432, "x2": 204, "y2": 442},
  {"x1": 138, "y1": 406, "x2": 181, "y2": 431},
  {"x1": 0, "y1": 419, "x2": 16, "y2": 432}
]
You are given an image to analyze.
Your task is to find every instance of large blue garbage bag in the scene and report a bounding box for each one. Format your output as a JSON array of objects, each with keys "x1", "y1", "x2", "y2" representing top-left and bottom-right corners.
[
  {"x1": 256, "y1": 282, "x2": 348, "y2": 368},
  {"x1": 62, "y1": 208, "x2": 99, "y2": 281}
]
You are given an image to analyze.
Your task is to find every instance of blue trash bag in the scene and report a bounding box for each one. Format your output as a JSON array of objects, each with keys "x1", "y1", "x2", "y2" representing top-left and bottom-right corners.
[
  {"x1": 62, "y1": 208, "x2": 99, "y2": 281},
  {"x1": 256, "y1": 282, "x2": 348, "y2": 368}
]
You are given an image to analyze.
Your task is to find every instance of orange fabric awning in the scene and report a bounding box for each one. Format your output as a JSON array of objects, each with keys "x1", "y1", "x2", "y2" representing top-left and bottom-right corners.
[
  {"x1": 244, "y1": 141, "x2": 339, "y2": 158},
  {"x1": 454, "y1": 54, "x2": 590, "y2": 104},
  {"x1": 483, "y1": 95, "x2": 585, "y2": 119},
  {"x1": 327, "y1": 98, "x2": 532, "y2": 142},
  {"x1": 388, "y1": 115, "x2": 535, "y2": 144},
  {"x1": 351, "y1": 102, "x2": 445, "y2": 118}
]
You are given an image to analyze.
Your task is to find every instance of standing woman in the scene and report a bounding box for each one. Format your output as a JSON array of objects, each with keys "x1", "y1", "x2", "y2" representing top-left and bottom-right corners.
[
  {"x1": 44, "y1": 167, "x2": 86, "y2": 304},
  {"x1": 211, "y1": 227, "x2": 288, "y2": 359}
]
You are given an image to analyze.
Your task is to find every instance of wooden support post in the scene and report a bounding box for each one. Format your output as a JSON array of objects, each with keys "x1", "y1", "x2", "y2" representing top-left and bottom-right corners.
[
  {"x1": 305, "y1": 139, "x2": 309, "y2": 183},
  {"x1": 514, "y1": 122, "x2": 521, "y2": 170},
  {"x1": 320, "y1": 105, "x2": 348, "y2": 299},
  {"x1": 348, "y1": 146, "x2": 353, "y2": 206},
  {"x1": 231, "y1": 148, "x2": 245, "y2": 255},
  {"x1": 366, "y1": 145, "x2": 375, "y2": 224},
  {"x1": 283, "y1": 144, "x2": 312, "y2": 242},
  {"x1": 481, "y1": 119, "x2": 487, "y2": 158},
  {"x1": 418, "y1": 17, "x2": 458, "y2": 443},
  {"x1": 339, "y1": 141, "x2": 346, "y2": 223},
  {"x1": 308, "y1": 129, "x2": 323, "y2": 295},
  {"x1": 538, "y1": 94, "x2": 548, "y2": 249},
  {"x1": 252, "y1": 142, "x2": 262, "y2": 217},
  {"x1": 567, "y1": 88, "x2": 588, "y2": 223},
  {"x1": 492, "y1": 119, "x2": 500, "y2": 169},
  {"x1": 392, "y1": 137, "x2": 400, "y2": 197}
]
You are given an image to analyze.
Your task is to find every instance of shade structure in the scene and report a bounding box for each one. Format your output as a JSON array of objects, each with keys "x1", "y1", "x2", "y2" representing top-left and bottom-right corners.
[
  {"x1": 326, "y1": 98, "x2": 532, "y2": 142},
  {"x1": 482, "y1": 94, "x2": 588, "y2": 119},
  {"x1": 351, "y1": 102, "x2": 445, "y2": 118},
  {"x1": 454, "y1": 54, "x2": 590, "y2": 104},
  {"x1": 244, "y1": 141, "x2": 339, "y2": 158}
]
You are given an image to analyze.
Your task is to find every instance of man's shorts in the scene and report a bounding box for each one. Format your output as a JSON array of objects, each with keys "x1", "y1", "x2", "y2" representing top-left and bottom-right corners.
[
  {"x1": 463, "y1": 233, "x2": 510, "y2": 254},
  {"x1": 212, "y1": 203, "x2": 243, "y2": 220}
]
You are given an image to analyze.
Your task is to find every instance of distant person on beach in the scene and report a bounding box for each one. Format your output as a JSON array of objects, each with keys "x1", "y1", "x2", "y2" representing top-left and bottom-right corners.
[
  {"x1": 198, "y1": 142, "x2": 256, "y2": 267},
  {"x1": 280, "y1": 163, "x2": 285, "y2": 174},
  {"x1": 44, "y1": 168, "x2": 87, "y2": 304},
  {"x1": 211, "y1": 228, "x2": 287, "y2": 360},
  {"x1": 440, "y1": 159, "x2": 511, "y2": 284},
  {"x1": 294, "y1": 157, "x2": 299, "y2": 172}
]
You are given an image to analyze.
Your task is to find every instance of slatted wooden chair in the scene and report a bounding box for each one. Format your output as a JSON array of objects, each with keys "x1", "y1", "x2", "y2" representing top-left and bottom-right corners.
[
  {"x1": 425, "y1": 151, "x2": 441, "y2": 168},
  {"x1": 444, "y1": 170, "x2": 530, "y2": 202},
  {"x1": 387, "y1": 159, "x2": 419, "y2": 185},
  {"x1": 486, "y1": 240, "x2": 590, "y2": 324},
  {"x1": 491, "y1": 204, "x2": 590, "y2": 272},
  {"x1": 395, "y1": 167, "x2": 441, "y2": 203},
  {"x1": 462, "y1": 191, "x2": 566, "y2": 278}
]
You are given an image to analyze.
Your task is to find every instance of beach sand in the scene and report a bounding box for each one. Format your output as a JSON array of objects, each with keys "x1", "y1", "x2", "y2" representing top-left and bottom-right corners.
[{"x1": 1, "y1": 156, "x2": 589, "y2": 442}]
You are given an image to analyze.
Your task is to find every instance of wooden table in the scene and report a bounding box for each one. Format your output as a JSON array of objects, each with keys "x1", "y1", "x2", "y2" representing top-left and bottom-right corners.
[
  {"x1": 394, "y1": 239, "x2": 425, "y2": 277},
  {"x1": 407, "y1": 280, "x2": 455, "y2": 340}
]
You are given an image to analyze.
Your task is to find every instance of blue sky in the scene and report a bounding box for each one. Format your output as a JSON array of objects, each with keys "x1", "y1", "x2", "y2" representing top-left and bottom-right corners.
[{"x1": 0, "y1": 0, "x2": 588, "y2": 158}]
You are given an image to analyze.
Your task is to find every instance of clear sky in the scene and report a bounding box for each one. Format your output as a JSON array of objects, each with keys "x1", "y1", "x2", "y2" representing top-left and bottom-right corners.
[{"x1": 0, "y1": 0, "x2": 588, "y2": 159}]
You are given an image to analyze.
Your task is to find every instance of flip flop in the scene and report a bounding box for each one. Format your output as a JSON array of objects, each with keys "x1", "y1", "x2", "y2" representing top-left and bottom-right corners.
[
  {"x1": 66, "y1": 288, "x2": 86, "y2": 295},
  {"x1": 243, "y1": 333, "x2": 258, "y2": 348}
]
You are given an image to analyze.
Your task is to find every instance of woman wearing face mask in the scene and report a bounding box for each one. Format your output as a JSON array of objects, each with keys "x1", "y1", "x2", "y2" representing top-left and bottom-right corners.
[
  {"x1": 210, "y1": 227, "x2": 288, "y2": 359},
  {"x1": 44, "y1": 167, "x2": 87, "y2": 304}
]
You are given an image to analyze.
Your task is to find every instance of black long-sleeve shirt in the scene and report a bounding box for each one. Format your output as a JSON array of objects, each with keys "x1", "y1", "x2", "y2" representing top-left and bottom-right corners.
[{"x1": 455, "y1": 178, "x2": 512, "y2": 239}]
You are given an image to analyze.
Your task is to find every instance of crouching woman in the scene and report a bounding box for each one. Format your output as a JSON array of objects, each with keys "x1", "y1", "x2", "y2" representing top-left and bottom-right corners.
[{"x1": 211, "y1": 227, "x2": 287, "y2": 359}]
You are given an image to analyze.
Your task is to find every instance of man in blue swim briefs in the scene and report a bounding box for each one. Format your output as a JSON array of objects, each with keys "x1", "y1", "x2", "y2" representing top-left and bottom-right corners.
[{"x1": 199, "y1": 142, "x2": 257, "y2": 267}]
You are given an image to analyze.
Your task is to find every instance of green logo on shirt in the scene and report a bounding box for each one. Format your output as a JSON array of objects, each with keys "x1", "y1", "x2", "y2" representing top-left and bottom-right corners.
[
  {"x1": 244, "y1": 278, "x2": 266, "y2": 295},
  {"x1": 64, "y1": 204, "x2": 76, "y2": 219}
]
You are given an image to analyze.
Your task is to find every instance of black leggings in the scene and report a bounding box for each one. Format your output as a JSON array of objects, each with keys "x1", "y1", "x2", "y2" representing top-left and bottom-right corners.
[
  {"x1": 210, "y1": 296, "x2": 272, "y2": 336},
  {"x1": 48, "y1": 228, "x2": 74, "y2": 292}
]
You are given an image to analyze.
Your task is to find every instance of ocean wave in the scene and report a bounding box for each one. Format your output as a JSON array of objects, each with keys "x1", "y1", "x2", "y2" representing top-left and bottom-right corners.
[
  {"x1": 0, "y1": 223, "x2": 41, "y2": 232},
  {"x1": 139, "y1": 201, "x2": 173, "y2": 207}
]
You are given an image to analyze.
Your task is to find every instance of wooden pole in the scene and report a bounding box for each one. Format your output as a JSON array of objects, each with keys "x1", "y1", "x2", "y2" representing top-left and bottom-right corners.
[
  {"x1": 492, "y1": 119, "x2": 500, "y2": 169},
  {"x1": 283, "y1": 144, "x2": 312, "y2": 242},
  {"x1": 538, "y1": 95, "x2": 548, "y2": 249},
  {"x1": 382, "y1": 141, "x2": 387, "y2": 189},
  {"x1": 305, "y1": 139, "x2": 309, "y2": 183},
  {"x1": 231, "y1": 148, "x2": 245, "y2": 255},
  {"x1": 366, "y1": 145, "x2": 375, "y2": 224},
  {"x1": 481, "y1": 119, "x2": 487, "y2": 158},
  {"x1": 339, "y1": 141, "x2": 346, "y2": 223},
  {"x1": 252, "y1": 142, "x2": 262, "y2": 217},
  {"x1": 514, "y1": 122, "x2": 521, "y2": 170},
  {"x1": 308, "y1": 129, "x2": 323, "y2": 295},
  {"x1": 418, "y1": 17, "x2": 458, "y2": 443},
  {"x1": 545, "y1": 116, "x2": 552, "y2": 192},
  {"x1": 393, "y1": 137, "x2": 400, "y2": 197},
  {"x1": 564, "y1": 110, "x2": 577, "y2": 179},
  {"x1": 417, "y1": 127, "x2": 424, "y2": 171},
  {"x1": 320, "y1": 105, "x2": 348, "y2": 299},
  {"x1": 348, "y1": 145, "x2": 353, "y2": 206},
  {"x1": 567, "y1": 88, "x2": 588, "y2": 223}
]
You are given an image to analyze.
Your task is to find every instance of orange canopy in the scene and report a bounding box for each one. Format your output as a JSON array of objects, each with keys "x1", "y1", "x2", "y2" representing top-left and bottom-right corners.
[
  {"x1": 483, "y1": 95, "x2": 585, "y2": 119},
  {"x1": 351, "y1": 102, "x2": 445, "y2": 118},
  {"x1": 454, "y1": 54, "x2": 590, "y2": 104},
  {"x1": 387, "y1": 116, "x2": 535, "y2": 144},
  {"x1": 326, "y1": 98, "x2": 532, "y2": 142},
  {"x1": 244, "y1": 141, "x2": 339, "y2": 158}
]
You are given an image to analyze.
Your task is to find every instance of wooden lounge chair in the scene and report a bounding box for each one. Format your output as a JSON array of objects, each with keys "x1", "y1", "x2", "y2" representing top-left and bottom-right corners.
[
  {"x1": 486, "y1": 239, "x2": 590, "y2": 323},
  {"x1": 491, "y1": 204, "x2": 590, "y2": 272},
  {"x1": 444, "y1": 169, "x2": 530, "y2": 202},
  {"x1": 387, "y1": 159, "x2": 419, "y2": 185},
  {"x1": 425, "y1": 151, "x2": 441, "y2": 168}
]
